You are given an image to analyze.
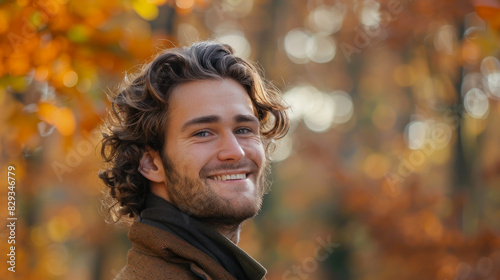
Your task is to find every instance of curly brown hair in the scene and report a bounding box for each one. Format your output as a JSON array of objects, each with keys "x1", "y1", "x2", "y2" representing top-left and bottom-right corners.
[{"x1": 99, "y1": 41, "x2": 289, "y2": 223}]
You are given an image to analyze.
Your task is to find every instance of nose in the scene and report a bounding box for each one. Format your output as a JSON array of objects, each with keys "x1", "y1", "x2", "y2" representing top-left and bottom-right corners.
[{"x1": 217, "y1": 133, "x2": 245, "y2": 161}]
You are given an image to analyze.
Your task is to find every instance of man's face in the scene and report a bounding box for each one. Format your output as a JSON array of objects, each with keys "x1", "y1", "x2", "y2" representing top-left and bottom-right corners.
[{"x1": 162, "y1": 78, "x2": 267, "y2": 226}]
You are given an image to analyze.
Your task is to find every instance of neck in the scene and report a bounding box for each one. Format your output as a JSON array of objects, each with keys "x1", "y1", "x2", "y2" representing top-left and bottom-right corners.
[
  {"x1": 150, "y1": 187, "x2": 246, "y2": 244},
  {"x1": 215, "y1": 224, "x2": 242, "y2": 244}
]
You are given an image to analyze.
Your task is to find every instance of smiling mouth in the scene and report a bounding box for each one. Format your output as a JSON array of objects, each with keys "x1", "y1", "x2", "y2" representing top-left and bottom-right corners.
[{"x1": 209, "y1": 173, "x2": 247, "y2": 181}]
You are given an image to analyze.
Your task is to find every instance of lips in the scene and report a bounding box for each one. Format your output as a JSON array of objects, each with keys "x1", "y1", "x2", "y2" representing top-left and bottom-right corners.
[{"x1": 202, "y1": 161, "x2": 257, "y2": 183}]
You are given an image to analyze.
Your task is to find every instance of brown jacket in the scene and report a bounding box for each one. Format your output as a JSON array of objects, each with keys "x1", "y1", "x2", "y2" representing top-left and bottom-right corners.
[{"x1": 114, "y1": 221, "x2": 266, "y2": 280}]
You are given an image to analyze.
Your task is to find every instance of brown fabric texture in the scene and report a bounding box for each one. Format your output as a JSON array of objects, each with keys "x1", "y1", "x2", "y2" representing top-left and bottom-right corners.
[{"x1": 114, "y1": 221, "x2": 265, "y2": 280}]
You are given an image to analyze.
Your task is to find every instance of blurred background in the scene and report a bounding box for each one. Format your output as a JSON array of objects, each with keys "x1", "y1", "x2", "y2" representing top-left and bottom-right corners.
[{"x1": 1, "y1": 0, "x2": 500, "y2": 279}]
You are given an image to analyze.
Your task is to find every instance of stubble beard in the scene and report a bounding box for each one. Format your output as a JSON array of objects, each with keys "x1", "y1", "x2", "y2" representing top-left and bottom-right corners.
[{"x1": 161, "y1": 154, "x2": 270, "y2": 229}]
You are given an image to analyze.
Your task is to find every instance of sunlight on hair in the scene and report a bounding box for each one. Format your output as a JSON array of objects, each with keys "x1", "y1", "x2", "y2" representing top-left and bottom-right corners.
[{"x1": 177, "y1": 23, "x2": 200, "y2": 44}]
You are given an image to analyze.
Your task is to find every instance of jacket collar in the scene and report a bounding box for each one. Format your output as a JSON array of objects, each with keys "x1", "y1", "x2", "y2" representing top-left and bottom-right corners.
[{"x1": 134, "y1": 193, "x2": 267, "y2": 280}]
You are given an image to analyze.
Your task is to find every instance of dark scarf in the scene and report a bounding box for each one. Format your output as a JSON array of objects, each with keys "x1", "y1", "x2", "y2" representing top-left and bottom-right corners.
[{"x1": 139, "y1": 193, "x2": 265, "y2": 280}]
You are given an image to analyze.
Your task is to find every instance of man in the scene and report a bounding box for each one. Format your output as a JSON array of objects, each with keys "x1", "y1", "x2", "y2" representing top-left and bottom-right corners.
[{"x1": 99, "y1": 41, "x2": 289, "y2": 279}]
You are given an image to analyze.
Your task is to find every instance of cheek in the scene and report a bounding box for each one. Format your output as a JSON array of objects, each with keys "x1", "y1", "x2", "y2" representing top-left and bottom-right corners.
[
  {"x1": 245, "y1": 141, "x2": 266, "y2": 166},
  {"x1": 180, "y1": 146, "x2": 215, "y2": 173}
]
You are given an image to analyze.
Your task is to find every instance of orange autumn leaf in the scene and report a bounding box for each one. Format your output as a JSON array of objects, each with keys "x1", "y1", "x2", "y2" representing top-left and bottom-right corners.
[
  {"x1": 37, "y1": 103, "x2": 76, "y2": 136},
  {"x1": 475, "y1": 0, "x2": 500, "y2": 30}
]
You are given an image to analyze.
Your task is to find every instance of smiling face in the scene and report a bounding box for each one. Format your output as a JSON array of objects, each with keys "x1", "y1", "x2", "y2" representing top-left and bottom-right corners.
[{"x1": 161, "y1": 78, "x2": 267, "y2": 226}]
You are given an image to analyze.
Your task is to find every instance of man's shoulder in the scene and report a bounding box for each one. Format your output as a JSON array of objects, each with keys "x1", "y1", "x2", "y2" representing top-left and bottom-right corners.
[
  {"x1": 120, "y1": 222, "x2": 201, "y2": 278},
  {"x1": 113, "y1": 255, "x2": 201, "y2": 280},
  {"x1": 117, "y1": 221, "x2": 236, "y2": 280}
]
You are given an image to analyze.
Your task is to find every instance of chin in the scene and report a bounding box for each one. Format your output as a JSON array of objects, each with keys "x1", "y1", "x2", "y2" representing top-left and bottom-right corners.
[
  {"x1": 203, "y1": 195, "x2": 263, "y2": 227},
  {"x1": 224, "y1": 187, "x2": 263, "y2": 212},
  {"x1": 232, "y1": 200, "x2": 260, "y2": 216}
]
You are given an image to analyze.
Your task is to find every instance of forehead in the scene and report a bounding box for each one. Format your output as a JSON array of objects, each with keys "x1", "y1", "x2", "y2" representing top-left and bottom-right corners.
[{"x1": 167, "y1": 79, "x2": 256, "y2": 127}]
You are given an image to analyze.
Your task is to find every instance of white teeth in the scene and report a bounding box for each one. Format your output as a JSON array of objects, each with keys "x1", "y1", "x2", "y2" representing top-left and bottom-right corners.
[{"x1": 211, "y1": 173, "x2": 246, "y2": 181}]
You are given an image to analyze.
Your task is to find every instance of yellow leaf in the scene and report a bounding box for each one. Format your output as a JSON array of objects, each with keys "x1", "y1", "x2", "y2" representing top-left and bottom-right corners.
[{"x1": 132, "y1": 0, "x2": 159, "y2": 21}]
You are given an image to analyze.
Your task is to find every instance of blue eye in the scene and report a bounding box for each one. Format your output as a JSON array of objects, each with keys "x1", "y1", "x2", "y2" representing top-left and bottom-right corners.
[
  {"x1": 194, "y1": 130, "x2": 211, "y2": 137},
  {"x1": 235, "y1": 128, "x2": 252, "y2": 134}
]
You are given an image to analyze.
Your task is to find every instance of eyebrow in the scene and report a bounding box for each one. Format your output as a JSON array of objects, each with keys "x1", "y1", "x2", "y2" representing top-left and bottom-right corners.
[
  {"x1": 180, "y1": 114, "x2": 259, "y2": 132},
  {"x1": 234, "y1": 114, "x2": 259, "y2": 125}
]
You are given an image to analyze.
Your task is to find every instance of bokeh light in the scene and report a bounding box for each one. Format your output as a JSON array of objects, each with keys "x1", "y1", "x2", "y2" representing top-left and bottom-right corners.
[
  {"x1": 62, "y1": 71, "x2": 78, "y2": 87},
  {"x1": 306, "y1": 4, "x2": 345, "y2": 35},
  {"x1": 405, "y1": 120, "x2": 429, "y2": 150},
  {"x1": 434, "y1": 25, "x2": 456, "y2": 54},
  {"x1": 360, "y1": 0, "x2": 381, "y2": 28},
  {"x1": 331, "y1": 90, "x2": 354, "y2": 124},
  {"x1": 303, "y1": 91, "x2": 335, "y2": 132},
  {"x1": 306, "y1": 33, "x2": 336, "y2": 63},
  {"x1": 271, "y1": 135, "x2": 293, "y2": 162},
  {"x1": 284, "y1": 28, "x2": 311, "y2": 64},
  {"x1": 481, "y1": 56, "x2": 500, "y2": 99},
  {"x1": 464, "y1": 88, "x2": 489, "y2": 118},
  {"x1": 222, "y1": 0, "x2": 253, "y2": 18},
  {"x1": 285, "y1": 29, "x2": 336, "y2": 64},
  {"x1": 177, "y1": 23, "x2": 200, "y2": 44},
  {"x1": 216, "y1": 29, "x2": 251, "y2": 59}
]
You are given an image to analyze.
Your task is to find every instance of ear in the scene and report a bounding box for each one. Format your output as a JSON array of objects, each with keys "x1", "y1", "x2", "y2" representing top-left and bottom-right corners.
[{"x1": 139, "y1": 149, "x2": 166, "y2": 183}]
